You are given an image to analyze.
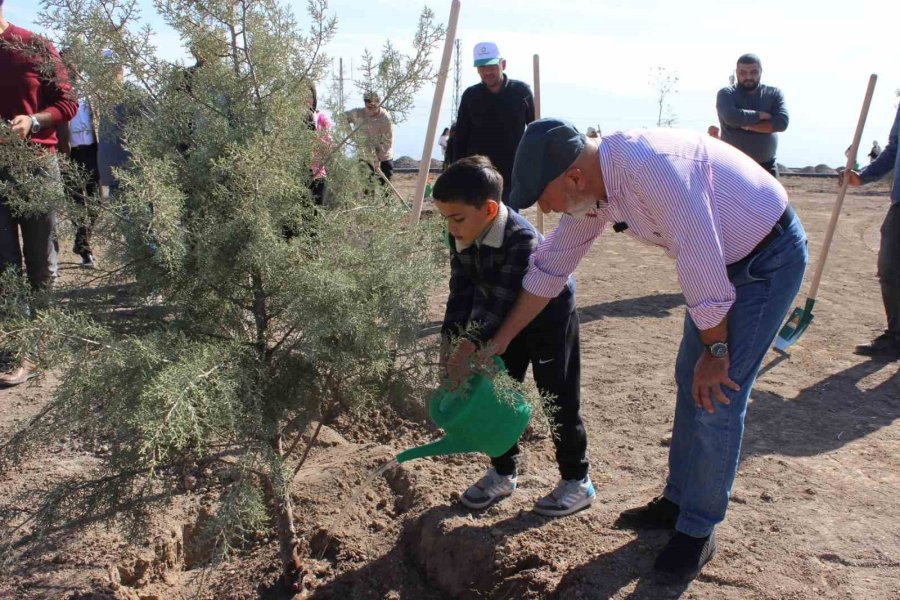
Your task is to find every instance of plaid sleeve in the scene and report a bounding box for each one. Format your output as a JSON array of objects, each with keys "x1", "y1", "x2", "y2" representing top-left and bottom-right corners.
[
  {"x1": 468, "y1": 228, "x2": 538, "y2": 344},
  {"x1": 441, "y1": 246, "x2": 475, "y2": 341}
]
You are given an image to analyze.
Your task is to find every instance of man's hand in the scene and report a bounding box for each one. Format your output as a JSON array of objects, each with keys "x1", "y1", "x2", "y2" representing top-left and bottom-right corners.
[
  {"x1": 445, "y1": 339, "x2": 497, "y2": 389},
  {"x1": 837, "y1": 169, "x2": 862, "y2": 187},
  {"x1": 9, "y1": 115, "x2": 33, "y2": 140},
  {"x1": 692, "y1": 353, "x2": 740, "y2": 413}
]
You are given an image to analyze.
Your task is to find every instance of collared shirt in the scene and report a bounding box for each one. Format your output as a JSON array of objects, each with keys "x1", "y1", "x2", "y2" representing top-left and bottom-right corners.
[
  {"x1": 523, "y1": 129, "x2": 788, "y2": 331},
  {"x1": 69, "y1": 98, "x2": 97, "y2": 147},
  {"x1": 442, "y1": 203, "x2": 574, "y2": 344}
]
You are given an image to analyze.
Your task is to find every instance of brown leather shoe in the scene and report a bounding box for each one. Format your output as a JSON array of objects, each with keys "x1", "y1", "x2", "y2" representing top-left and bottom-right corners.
[{"x1": 0, "y1": 359, "x2": 36, "y2": 387}]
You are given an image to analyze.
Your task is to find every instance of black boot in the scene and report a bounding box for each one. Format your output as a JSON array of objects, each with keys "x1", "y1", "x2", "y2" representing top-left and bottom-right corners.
[
  {"x1": 653, "y1": 531, "x2": 717, "y2": 584},
  {"x1": 615, "y1": 495, "x2": 679, "y2": 530}
]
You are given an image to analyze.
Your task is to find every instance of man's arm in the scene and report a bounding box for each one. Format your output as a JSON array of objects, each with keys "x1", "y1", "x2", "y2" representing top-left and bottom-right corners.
[
  {"x1": 453, "y1": 91, "x2": 472, "y2": 159},
  {"x1": 716, "y1": 87, "x2": 763, "y2": 128},
  {"x1": 524, "y1": 85, "x2": 536, "y2": 126},
  {"x1": 767, "y1": 87, "x2": 789, "y2": 132},
  {"x1": 859, "y1": 104, "x2": 899, "y2": 184}
]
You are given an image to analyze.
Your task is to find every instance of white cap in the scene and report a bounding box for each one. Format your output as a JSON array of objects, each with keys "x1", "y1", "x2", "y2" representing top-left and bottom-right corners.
[{"x1": 473, "y1": 42, "x2": 501, "y2": 67}]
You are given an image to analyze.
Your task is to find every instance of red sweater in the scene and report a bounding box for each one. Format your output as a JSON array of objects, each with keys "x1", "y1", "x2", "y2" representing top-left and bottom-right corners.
[{"x1": 0, "y1": 23, "x2": 78, "y2": 152}]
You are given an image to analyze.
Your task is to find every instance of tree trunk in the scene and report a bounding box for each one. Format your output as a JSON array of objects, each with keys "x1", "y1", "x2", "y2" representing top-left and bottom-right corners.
[{"x1": 271, "y1": 434, "x2": 304, "y2": 590}]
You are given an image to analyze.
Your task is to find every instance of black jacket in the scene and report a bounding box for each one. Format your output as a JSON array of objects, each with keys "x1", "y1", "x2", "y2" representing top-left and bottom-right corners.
[{"x1": 453, "y1": 75, "x2": 535, "y2": 186}]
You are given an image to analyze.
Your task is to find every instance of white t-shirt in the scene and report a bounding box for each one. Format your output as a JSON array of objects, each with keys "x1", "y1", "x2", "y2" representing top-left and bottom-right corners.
[{"x1": 69, "y1": 98, "x2": 96, "y2": 147}]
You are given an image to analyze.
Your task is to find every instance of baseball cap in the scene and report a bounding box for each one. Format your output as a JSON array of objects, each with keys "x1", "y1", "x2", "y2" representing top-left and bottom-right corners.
[
  {"x1": 508, "y1": 118, "x2": 586, "y2": 211},
  {"x1": 473, "y1": 42, "x2": 502, "y2": 67}
]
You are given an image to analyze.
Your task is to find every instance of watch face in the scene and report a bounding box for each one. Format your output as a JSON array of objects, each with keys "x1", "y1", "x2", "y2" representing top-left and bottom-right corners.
[{"x1": 709, "y1": 342, "x2": 728, "y2": 358}]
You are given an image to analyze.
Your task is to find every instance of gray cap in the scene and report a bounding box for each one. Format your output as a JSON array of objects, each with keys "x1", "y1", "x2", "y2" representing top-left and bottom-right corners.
[{"x1": 509, "y1": 118, "x2": 586, "y2": 211}]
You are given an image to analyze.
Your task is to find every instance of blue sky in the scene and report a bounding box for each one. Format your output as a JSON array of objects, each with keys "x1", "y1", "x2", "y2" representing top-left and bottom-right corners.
[{"x1": 7, "y1": 0, "x2": 898, "y2": 168}]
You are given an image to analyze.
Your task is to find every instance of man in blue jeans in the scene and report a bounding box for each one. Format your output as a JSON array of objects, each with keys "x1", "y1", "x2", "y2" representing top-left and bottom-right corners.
[
  {"x1": 839, "y1": 103, "x2": 900, "y2": 359},
  {"x1": 471, "y1": 119, "x2": 809, "y2": 583}
]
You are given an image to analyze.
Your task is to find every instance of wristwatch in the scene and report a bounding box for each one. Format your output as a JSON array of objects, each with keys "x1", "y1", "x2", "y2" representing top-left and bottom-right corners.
[
  {"x1": 705, "y1": 341, "x2": 729, "y2": 358},
  {"x1": 29, "y1": 115, "x2": 41, "y2": 135}
]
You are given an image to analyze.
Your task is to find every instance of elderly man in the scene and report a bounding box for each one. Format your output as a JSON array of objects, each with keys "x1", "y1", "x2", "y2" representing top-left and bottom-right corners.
[
  {"x1": 1, "y1": 1, "x2": 78, "y2": 386},
  {"x1": 453, "y1": 41, "x2": 534, "y2": 205},
  {"x1": 716, "y1": 54, "x2": 788, "y2": 177},
  {"x1": 839, "y1": 104, "x2": 900, "y2": 358},
  {"x1": 468, "y1": 119, "x2": 808, "y2": 583}
]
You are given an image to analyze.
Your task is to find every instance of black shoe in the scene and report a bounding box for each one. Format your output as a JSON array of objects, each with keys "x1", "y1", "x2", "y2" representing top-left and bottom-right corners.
[
  {"x1": 653, "y1": 531, "x2": 717, "y2": 584},
  {"x1": 854, "y1": 333, "x2": 900, "y2": 359},
  {"x1": 615, "y1": 495, "x2": 679, "y2": 530}
]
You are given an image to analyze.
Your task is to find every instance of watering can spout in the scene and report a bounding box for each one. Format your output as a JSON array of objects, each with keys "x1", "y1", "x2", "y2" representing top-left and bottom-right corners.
[{"x1": 396, "y1": 436, "x2": 462, "y2": 464}]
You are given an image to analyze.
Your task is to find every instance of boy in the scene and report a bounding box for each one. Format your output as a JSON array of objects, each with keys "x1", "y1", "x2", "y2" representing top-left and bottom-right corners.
[{"x1": 433, "y1": 155, "x2": 592, "y2": 517}]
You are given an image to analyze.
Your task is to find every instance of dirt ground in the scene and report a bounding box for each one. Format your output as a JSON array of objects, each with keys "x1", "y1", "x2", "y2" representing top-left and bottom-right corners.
[{"x1": 1, "y1": 174, "x2": 898, "y2": 600}]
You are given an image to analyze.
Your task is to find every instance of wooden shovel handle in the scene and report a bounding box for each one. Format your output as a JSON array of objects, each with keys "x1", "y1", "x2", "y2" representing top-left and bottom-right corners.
[{"x1": 807, "y1": 73, "x2": 877, "y2": 300}]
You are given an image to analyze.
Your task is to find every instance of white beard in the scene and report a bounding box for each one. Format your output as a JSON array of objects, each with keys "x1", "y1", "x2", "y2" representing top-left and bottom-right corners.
[{"x1": 564, "y1": 196, "x2": 598, "y2": 220}]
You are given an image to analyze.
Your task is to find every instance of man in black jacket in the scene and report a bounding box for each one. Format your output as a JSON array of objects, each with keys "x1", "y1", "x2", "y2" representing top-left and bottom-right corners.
[{"x1": 453, "y1": 42, "x2": 534, "y2": 206}]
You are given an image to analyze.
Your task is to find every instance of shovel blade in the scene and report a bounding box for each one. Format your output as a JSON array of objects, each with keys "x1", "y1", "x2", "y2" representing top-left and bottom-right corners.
[{"x1": 773, "y1": 299, "x2": 816, "y2": 351}]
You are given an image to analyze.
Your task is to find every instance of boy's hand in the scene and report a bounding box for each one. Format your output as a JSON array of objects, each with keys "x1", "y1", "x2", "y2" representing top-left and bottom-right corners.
[{"x1": 444, "y1": 339, "x2": 496, "y2": 389}]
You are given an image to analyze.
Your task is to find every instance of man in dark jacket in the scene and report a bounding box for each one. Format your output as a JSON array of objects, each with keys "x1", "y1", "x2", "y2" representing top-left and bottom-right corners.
[{"x1": 453, "y1": 42, "x2": 534, "y2": 205}]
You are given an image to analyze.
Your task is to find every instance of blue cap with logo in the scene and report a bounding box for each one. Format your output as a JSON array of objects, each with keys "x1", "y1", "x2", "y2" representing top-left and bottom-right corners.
[{"x1": 508, "y1": 118, "x2": 586, "y2": 211}]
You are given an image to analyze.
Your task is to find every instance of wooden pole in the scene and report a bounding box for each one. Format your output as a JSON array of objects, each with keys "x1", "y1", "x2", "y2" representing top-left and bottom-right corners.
[
  {"x1": 533, "y1": 54, "x2": 543, "y2": 234},
  {"x1": 408, "y1": 0, "x2": 461, "y2": 225}
]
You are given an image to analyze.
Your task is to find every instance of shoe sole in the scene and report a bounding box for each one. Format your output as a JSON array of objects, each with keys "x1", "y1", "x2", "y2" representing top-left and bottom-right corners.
[
  {"x1": 0, "y1": 373, "x2": 38, "y2": 388},
  {"x1": 532, "y1": 495, "x2": 594, "y2": 517},
  {"x1": 614, "y1": 515, "x2": 678, "y2": 530},
  {"x1": 460, "y1": 489, "x2": 514, "y2": 510}
]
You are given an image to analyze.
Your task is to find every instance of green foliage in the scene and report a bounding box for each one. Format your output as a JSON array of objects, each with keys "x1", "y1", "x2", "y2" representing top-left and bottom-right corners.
[{"x1": 0, "y1": 0, "x2": 446, "y2": 578}]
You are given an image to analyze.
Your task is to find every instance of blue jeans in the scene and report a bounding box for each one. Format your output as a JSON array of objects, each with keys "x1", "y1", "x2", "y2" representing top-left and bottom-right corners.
[{"x1": 664, "y1": 212, "x2": 808, "y2": 537}]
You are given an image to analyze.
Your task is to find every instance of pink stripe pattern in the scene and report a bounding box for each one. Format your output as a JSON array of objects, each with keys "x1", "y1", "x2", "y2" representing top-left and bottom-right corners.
[{"x1": 523, "y1": 129, "x2": 788, "y2": 330}]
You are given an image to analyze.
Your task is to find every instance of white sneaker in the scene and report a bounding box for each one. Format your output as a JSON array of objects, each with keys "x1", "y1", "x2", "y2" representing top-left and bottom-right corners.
[
  {"x1": 533, "y1": 475, "x2": 595, "y2": 517},
  {"x1": 460, "y1": 468, "x2": 517, "y2": 510}
]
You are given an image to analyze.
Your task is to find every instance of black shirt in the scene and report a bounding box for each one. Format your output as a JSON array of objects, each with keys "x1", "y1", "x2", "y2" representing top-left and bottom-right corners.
[{"x1": 453, "y1": 75, "x2": 535, "y2": 187}]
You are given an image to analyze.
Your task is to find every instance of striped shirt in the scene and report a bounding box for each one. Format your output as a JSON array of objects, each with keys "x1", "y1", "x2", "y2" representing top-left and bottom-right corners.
[{"x1": 523, "y1": 128, "x2": 788, "y2": 330}]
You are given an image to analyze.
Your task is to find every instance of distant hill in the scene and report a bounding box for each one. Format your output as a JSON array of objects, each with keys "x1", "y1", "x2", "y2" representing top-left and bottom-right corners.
[{"x1": 393, "y1": 156, "x2": 443, "y2": 169}]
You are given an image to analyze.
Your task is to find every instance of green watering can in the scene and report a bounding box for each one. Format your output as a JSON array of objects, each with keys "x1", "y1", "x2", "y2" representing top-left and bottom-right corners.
[{"x1": 396, "y1": 358, "x2": 532, "y2": 463}]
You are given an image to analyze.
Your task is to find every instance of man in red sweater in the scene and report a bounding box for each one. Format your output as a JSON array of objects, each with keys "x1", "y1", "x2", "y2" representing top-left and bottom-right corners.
[{"x1": 0, "y1": 1, "x2": 78, "y2": 386}]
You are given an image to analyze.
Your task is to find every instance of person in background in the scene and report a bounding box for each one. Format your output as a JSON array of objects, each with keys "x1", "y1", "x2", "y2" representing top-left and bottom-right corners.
[
  {"x1": 438, "y1": 126, "x2": 450, "y2": 160},
  {"x1": 345, "y1": 91, "x2": 394, "y2": 183},
  {"x1": 868, "y1": 140, "x2": 882, "y2": 164},
  {"x1": 707, "y1": 125, "x2": 720, "y2": 139},
  {"x1": 586, "y1": 127, "x2": 599, "y2": 139},
  {"x1": 57, "y1": 49, "x2": 100, "y2": 268},
  {"x1": 839, "y1": 104, "x2": 900, "y2": 359},
  {"x1": 453, "y1": 41, "x2": 535, "y2": 205},
  {"x1": 0, "y1": 1, "x2": 78, "y2": 386},
  {"x1": 716, "y1": 53, "x2": 788, "y2": 178}
]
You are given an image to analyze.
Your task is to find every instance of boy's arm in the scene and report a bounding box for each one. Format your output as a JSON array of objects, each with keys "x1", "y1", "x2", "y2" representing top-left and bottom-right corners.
[{"x1": 467, "y1": 228, "x2": 538, "y2": 344}]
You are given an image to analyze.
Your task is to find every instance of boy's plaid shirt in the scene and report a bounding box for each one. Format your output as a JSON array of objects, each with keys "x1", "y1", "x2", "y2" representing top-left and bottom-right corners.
[{"x1": 441, "y1": 206, "x2": 574, "y2": 345}]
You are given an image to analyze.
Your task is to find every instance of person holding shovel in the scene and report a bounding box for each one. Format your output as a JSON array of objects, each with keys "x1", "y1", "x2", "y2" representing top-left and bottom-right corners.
[
  {"x1": 453, "y1": 119, "x2": 808, "y2": 583},
  {"x1": 839, "y1": 103, "x2": 900, "y2": 359},
  {"x1": 345, "y1": 91, "x2": 395, "y2": 184}
]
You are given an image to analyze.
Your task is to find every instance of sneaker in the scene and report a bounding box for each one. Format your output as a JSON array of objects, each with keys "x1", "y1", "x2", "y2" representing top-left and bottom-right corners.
[
  {"x1": 615, "y1": 495, "x2": 679, "y2": 530},
  {"x1": 532, "y1": 475, "x2": 595, "y2": 517},
  {"x1": 0, "y1": 358, "x2": 37, "y2": 388},
  {"x1": 79, "y1": 252, "x2": 97, "y2": 269},
  {"x1": 653, "y1": 531, "x2": 717, "y2": 584},
  {"x1": 854, "y1": 333, "x2": 900, "y2": 359},
  {"x1": 460, "y1": 468, "x2": 517, "y2": 510}
]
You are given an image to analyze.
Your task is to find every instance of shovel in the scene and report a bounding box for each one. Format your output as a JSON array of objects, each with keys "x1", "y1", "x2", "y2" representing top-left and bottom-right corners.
[{"x1": 774, "y1": 73, "x2": 877, "y2": 351}]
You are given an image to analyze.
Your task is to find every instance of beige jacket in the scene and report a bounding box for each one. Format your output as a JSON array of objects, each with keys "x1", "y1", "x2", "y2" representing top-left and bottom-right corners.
[{"x1": 346, "y1": 106, "x2": 394, "y2": 162}]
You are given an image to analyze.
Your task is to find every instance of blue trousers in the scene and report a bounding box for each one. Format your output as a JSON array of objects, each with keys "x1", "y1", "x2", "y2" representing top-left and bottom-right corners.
[{"x1": 664, "y1": 212, "x2": 808, "y2": 537}]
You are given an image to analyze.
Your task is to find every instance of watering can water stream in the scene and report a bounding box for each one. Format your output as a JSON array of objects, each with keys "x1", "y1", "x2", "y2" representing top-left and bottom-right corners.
[{"x1": 396, "y1": 358, "x2": 532, "y2": 463}]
